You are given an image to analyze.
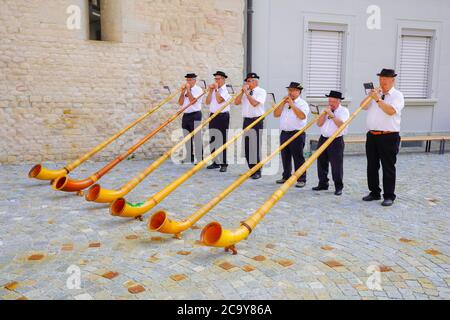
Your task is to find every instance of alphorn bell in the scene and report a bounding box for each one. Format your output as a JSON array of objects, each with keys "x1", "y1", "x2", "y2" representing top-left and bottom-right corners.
[
  {"x1": 86, "y1": 89, "x2": 242, "y2": 203},
  {"x1": 110, "y1": 96, "x2": 287, "y2": 220},
  {"x1": 28, "y1": 89, "x2": 180, "y2": 181},
  {"x1": 52, "y1": 90, "x2": 208, "y2": 193},
  {"x1": 149, "y1": 107, "x2": 325, "y2": 240},
  {"x1": 52, "y1": 89, "x2": 206, "y2": 193},
  {"x1": 200, "y1": 94, "x2": 374, "y2": 254}
]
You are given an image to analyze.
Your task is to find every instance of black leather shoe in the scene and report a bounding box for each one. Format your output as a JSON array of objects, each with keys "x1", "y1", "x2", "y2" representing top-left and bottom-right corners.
[
  {"x1": 312, "y1": 186, "x2": 329, "y2": 191},
  {"x1": 362, "y1": 194, "x2": 381, "y2": 201},
  {"x1": 381, "y1": 199, "x2": 394, "y2": 207},
  {"x1": 334, "y1": 189, "x2": 343, "y2": 196},
  {"x1": 251, "y1": 172, "x2": 261, "y2": 180},
  {"x1": 219, "y1": 166, "x2": 227, "y2": 173},
  {"x1": 276, "y1": 178, "x2": 287, "y2": 184},
  {"x1": 207, "y1": 163, "x2": 220, "y2": 170}
]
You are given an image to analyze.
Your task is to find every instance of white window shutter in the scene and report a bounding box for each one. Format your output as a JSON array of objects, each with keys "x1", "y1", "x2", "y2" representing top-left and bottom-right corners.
[
  {"x1": 399, "y1": 35, "x2": 432, "y2": 99},
  {"x1": 307, "y1": 30, "x2": 344, "y2": 98}
]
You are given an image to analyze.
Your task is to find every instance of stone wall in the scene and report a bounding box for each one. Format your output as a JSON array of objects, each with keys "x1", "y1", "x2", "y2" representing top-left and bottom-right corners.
[{"x1": 0, "y1": 0, "x2": 246, "y2": 164}]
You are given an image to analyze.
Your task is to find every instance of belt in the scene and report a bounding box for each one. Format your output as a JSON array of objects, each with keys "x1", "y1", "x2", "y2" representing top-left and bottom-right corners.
[
  {"x1": 282, "y1": 130, "x2": 303, "y2": 134},
  {"x1": 369, "y1": 130, "x2": 396, "y2": 135}
]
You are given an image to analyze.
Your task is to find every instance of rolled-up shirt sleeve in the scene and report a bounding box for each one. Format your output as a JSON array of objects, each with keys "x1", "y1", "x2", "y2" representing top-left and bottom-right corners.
[
  {"x1": 337, "y1": 107, "x2": 350, "y2": 122},
  {"x1": 219, "y1": 87, "x2": 231, "y2": 101},
  {"x1": 254, "y1": 89, "x2": 267, "y2": 105},
  {"x1": 390, "y1": 91, "x2": 405, "y2": 115},
  {"x1": 192, "y1": 86, "x2": 203, "y2": 99},
  {"x1": 296, "y1": 101, "x2": 310, "y2": 117}
]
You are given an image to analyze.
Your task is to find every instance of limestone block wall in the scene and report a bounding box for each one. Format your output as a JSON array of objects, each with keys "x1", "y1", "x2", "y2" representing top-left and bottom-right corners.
[{"x1": 0, "y1": 0, "x2": 245, "y2": 164}]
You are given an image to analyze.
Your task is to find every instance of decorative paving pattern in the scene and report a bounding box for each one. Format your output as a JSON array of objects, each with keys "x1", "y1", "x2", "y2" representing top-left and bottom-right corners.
[{"x1": 0, "y1": 153, "x2": 449, "y2": 300}]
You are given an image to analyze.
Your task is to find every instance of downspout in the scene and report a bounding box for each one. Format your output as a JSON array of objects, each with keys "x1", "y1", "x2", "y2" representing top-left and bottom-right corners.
[{"x1": 246, "y1": 0, "x2": 254, "y2": 74}]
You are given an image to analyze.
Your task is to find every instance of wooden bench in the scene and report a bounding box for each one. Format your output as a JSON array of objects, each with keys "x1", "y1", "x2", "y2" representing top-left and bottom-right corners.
[{"x1": 310, "y1": 135, "x2": 450, "y2": 155}]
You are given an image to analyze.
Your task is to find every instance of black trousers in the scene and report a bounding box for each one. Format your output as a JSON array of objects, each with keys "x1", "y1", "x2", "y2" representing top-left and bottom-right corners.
[
  {"x1": 243, "y1": 117, "x2": 264, "y2": 174},
  {"x1": 280, "y1": 131, "x2": 306, "y2": 182},
  {"x1": 317, "y1": 135, "x2": 345, "y2": 191},
  {"x1": 366, "y1": 131, "x2": 401, "y2": 200},
  {"x1": 209, "y1": 112, "x2": 230, "y2": 166},
  {"x1": 181, "y1": 111, "x2": 203, "y2": 163}
]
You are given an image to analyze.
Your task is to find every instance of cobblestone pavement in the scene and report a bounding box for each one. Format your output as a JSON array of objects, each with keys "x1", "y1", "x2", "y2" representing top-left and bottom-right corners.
[{"x1": 0, "y1": 153, "x2": 449, "y2": 300}]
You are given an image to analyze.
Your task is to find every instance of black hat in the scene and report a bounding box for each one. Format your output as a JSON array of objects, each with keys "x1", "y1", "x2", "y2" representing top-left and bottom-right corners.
[
  {"x1": 286, "y1": 82, "x2": 304, "y2": 90},
  {"x1": 377, "y1": 68, "x2": 398, "y2": 78},
  {"x1": 185, "y1": 73, "x2": 197, "y2": 79},
  {"x1": 325, "y1": 90, "x2": 345, "y2": 100},
  {"x1": 245, "y1": 72, "x2": 260, "y2": 81},
  {"x1": 213, "y1": 71, "x2": 228, "y2": 79}
]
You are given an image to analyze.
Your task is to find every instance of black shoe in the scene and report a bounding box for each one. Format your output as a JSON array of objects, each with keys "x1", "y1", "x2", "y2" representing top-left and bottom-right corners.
[
  {"x1": 276, "y1": 178, "x2": 287, "y2": 184},
  {"x1": 334, "y1": 189, "x2": 343, "y2": 196},
  {"x1": 382, "y1": 199, "x2": 394, "y2": 207},
  {"x1": 312, "y1": 185, "x2": 329, "y2": 191},
  {"x1": 362, "y1": 194, "x2": 381, "y2": 202},
  {"x1": 207, "y1": 163, "x2": 220, "y2": 170},
  {"x1": 251, "y1": 172, "x2": 261, "y2": 180},
  {"x1": 219, "y1": 166, "x2": 227, "y2": 173}
]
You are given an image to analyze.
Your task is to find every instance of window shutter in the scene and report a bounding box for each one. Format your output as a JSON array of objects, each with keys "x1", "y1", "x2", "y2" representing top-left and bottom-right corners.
[
  {"x1": 306, "y1": 29, "x2": 344, "y2": 98},
  {"x1": 398, "y1": 35, "x2": 432, "y2": 99}
]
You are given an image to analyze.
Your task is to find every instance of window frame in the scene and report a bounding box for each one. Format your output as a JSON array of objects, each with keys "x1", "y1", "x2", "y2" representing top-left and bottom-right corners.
[
  {"x1": 88, "y1": 0, "x2": 102, "y2": 41},
  {"x1": 395, "y1": 21, "x2": 441, "y2": 102},
  {"x1": 301, "y1": 14, "x2": 353, "y2": 103},
  {"x1": 398, "y1": 28, "x2": 435, "y2": 99}
]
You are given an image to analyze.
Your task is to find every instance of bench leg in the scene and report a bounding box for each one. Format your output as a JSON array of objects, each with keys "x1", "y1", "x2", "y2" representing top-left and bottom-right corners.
[
  {"x1": 425, "y1": 141, "x2": 430, "y2": 153},
  {"x1": 440, "y1": 140, "x2": 446, "y2": 155}
]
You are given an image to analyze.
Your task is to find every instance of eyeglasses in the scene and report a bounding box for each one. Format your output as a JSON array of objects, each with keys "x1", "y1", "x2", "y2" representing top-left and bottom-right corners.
[{"x1": 214, "y1": 77, "x2": 223, "y2": 81}]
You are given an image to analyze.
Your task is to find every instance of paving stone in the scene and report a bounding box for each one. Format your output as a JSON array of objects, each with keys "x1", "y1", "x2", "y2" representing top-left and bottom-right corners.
[{"x1": 1, "y1": 154, "x2": 449, "y2": 300}]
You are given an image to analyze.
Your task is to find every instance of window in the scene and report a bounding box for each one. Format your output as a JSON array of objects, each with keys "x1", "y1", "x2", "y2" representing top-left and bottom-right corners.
[
  {"x1": 89, "y1": 0, "x2": 102, "y2": 41},
  {"x1": 306, "y1": 23, "x2": 346, "y2": 98},
  {"x1": 398, "y1": 29, "x2": 434, "y2": 99}
]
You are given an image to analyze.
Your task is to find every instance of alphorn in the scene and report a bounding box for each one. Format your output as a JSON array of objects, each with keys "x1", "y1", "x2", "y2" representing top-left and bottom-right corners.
[
  {"x1": 200, "y1": 95, "x2": 374, "y2": 254},
  {"x1": 28, "y1": 89, "x2": 180, "y2": 181},
  {"x1": 52, "y1": 90, "x2": 207, "y2": 192},
  {"x1": 86, "y1": 90, "x2": 243, "y2": 203},
  {"x1": 149, "y1": 108, "x2": 325, "y2": 239},
  {"x1": 110, "y1": 97, "x2": 287, "y2": 220}
]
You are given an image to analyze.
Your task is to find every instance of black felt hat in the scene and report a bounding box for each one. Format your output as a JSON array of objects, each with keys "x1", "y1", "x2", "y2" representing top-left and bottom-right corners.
[
  {"x1": 213, "y1": 71, "x2": 228, "y2": 79},
  {"x1": 185, "y1": 73, "x2": 198, "y2": 79},
  {"x1": 325, "y1": 90, "x2": 345, "y2": 100},
  {"x1": 377, "y1": 68, "x2": 398, "y2": 78},
  {"x1": 286, "y1": 82, "x2": 304, "y2": 90},
  {"x1": 245, "y1": 72, "x2": 260, "y2": 81}
]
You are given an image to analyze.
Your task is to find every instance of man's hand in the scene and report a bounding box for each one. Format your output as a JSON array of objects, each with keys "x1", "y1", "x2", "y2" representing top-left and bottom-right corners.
[
  {"x1": 369, "y1": 89, "x2": 381, "y2": 102},
  {"x1": 325, "y1": 107, "x2": 334, "y2": 117},
  {"x1": 209, "y1": 83, "x2": 217, "y2": 90},
  {"x1": 242, "y1": 84, "x2": 250, "y2": 93},
  {"x1": 181, "y1": 84, "x2": 187, "y2": 91},
  {"x1": 185, "y1": 83, "x2": 191, "y2": 90},
  {"x1": 286, "y1": 96, "x2": 295, "y2": 108}
]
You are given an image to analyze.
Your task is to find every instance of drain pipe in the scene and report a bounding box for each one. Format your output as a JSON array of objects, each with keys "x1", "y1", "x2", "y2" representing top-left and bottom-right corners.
[{"x1": 246, "y1": 0, "x2": 254, "y2": 74}]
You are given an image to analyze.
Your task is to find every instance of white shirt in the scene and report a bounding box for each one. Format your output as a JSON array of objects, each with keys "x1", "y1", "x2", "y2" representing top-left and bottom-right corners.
[
  {"x1": 207, "y1": 85, "x2": 231, "y2": 113},
  {"x1": 320, "y1": 105, "x2": 350, "y2": 138},
  {"x1": 280, "y1": 97, "x2": 310, "y2": 131},
  {"x1": 366, "y1": 87, "x2": 405, "y2": 132},
  {"x1": 241, "y1": 86, "x2": 267, "y2": 118},
  {"x1": 182, "y1": 85, "x2": 204, "y2": 113}
]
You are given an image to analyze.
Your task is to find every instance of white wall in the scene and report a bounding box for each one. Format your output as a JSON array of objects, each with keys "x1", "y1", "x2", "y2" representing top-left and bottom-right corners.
[{"x1": 251, "y1": 0, "x2": 450, "y2": 135}]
